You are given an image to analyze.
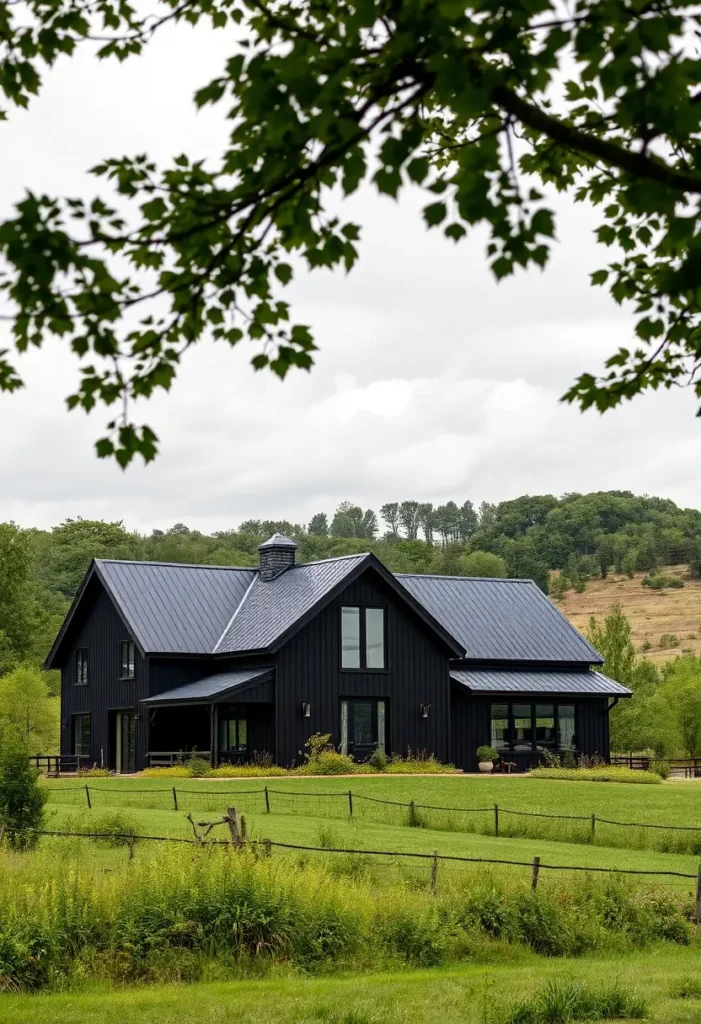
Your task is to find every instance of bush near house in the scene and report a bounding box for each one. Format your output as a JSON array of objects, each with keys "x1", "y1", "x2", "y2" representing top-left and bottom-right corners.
[{"x1": 529, "y1": 767, "x2": 661, "y2": 784}]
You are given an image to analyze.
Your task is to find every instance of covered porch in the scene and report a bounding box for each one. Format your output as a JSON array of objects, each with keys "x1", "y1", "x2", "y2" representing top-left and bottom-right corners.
[{"x1": 142, "y1": 668, "x2": 274, "y2": 768}]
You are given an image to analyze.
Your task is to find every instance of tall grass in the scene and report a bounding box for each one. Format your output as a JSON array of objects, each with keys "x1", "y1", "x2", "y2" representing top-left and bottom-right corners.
[{"x1": 0, "y1": 842, "x2": 695, "y2": 993}]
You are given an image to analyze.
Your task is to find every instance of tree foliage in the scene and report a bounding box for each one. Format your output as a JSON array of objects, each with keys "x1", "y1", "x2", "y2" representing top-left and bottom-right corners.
[
  {"x1": 3, "y1": 0, "x2": 701, "y2": 463},
  {"x1": 0, "y1": 738, "x2": 47, "y2": 850},
  {"x1": 0, "y1": 665, "x2": 60, "y2": 754}
]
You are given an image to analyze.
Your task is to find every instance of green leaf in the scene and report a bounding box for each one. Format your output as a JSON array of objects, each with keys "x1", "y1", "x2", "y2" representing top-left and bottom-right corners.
[{"x1": 423, "y1": 202, "x2": 447, "y2": 227}]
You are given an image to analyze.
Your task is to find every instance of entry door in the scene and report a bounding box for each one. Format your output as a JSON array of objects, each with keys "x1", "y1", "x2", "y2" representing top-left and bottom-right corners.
[
  {"x1": 116, "y1": 712, "x2": 137, "y2": 773},
  {"x1": 341, "y1": 699, "x2": 386, "y2": 760}
]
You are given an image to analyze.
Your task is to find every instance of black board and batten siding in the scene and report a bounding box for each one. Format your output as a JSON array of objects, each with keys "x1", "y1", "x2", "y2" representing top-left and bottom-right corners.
[
  {"x1": 451, "y1": 688, "x2": 611, "y2": 772},
  {"x1": 59, "y1": 579, "x2": 148, "y2": 769},
  {"x1": 274, "y1": 569, "x2": 452, "y2": 767}
]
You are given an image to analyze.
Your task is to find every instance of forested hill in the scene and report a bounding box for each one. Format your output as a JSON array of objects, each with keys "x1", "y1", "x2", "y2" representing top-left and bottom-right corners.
[{"x1": 3, "y1": 490, "x2": 701, "y2": 675}]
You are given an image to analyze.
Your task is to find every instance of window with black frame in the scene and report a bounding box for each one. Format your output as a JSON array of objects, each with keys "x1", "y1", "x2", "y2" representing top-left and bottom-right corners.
[
  {"x1": 341, "y1": 606, "x2": 386, "y2": 669},
  {"x1": 340, "y1": 698, "x2": 387, "y2": 760},
  {"x1": 120, "y1": 640, "x2": 135, "y2": 679},
  {"x1": 75, "y1": 649, "x2": 88, "y2": 686},
  {"x1": 219, "y1": 716, "x2": 248, "y2": 758},
  {"x1": 490, "y1": 703, "x2": 576, "y2": 752},
  {"x1": 73, "y1": 714, "x2": 91, "y2": 757}
]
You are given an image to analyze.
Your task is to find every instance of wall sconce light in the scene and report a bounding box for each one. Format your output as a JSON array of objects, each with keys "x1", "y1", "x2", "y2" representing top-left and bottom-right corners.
[
  {"x1": 302, "y1": 702, "x2": 311, "y2": 718},
  {"x1": 420, "y1": 703, "x2": 431, "y2": 719}
]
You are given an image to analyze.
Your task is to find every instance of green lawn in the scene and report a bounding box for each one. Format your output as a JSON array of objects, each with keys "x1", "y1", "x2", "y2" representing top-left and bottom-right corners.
[
  {"x1": 2, "y1": 947, "x2": 701, "y2": 1023},
  {"x1": 43, "y1": 800, "x2": 701, "y2": 884},
  {"x1": 42, "y1": 774, "x2": 701, "y2": 856}
]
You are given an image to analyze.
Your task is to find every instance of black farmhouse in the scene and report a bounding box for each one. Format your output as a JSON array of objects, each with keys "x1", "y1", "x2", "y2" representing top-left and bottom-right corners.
[{"x1": 47, "y1": 534, "x2": 630, "y2": 773}]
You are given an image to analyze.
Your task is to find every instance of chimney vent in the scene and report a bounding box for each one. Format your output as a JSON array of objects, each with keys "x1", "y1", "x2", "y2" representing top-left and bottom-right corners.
[{"x1": 258, "y1": 533, "x2": 297, "y2": 581}]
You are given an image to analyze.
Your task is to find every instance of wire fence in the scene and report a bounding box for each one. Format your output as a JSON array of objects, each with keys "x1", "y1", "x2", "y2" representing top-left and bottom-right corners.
[{"x1": 50, "y1": 783, "x2": 701, "y2": 847}]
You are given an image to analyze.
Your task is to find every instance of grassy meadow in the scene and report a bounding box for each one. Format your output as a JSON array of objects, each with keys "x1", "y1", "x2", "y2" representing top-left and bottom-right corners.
[
  {"x1": 42, "y1": 773, "x2": 701, "y2": 855},
  {"x1": 3, "y1": 774, "x2": 701, "y2": 1020}
]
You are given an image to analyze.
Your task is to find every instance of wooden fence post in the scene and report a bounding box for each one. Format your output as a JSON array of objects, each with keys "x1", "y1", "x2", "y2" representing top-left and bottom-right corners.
[
  {"x1": 591, "y1": 813, "x2": 596, "y2": 839},
  {"x1": 128, "y1": 831, "x2": 135, "y2": 861},
  {"x1": 431, "y1": 852, "x2": 439, "y2": 894},
  {"x1": 172, "y1": 787, "x2": 178, "y2": 811},
  {"x1": 696, "y1": 864, "x2": 701, "y2": 924},
  {"x1": 494, "y1": 804, "x2": 499, "y2": 837},
  {"x1": 85, "y1": 785, "x2": 91, "y2": 809},
  {"x1": 264, "y1": 786, "x2": 270, "y2": 813},
  {"x1": 264, "y1": 838, "x2": 272, "y2": 858},
  {"x1": 226, "y1": 807, "x2": 241, "y2": 847},
  {"x1": 0, "y1": 824, "x2": 5, "y2": 846},
  {"x1": 531, "y1": 856, "x2": 541, "y2": 891},
  {"x1": 348, "y1": 790, "x2": 354, "y2": 817}
]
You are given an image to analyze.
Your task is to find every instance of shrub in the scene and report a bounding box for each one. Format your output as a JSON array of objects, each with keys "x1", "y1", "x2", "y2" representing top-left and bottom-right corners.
[
  {"x1": 562, "y1": 749, "x2": 577, "y2": 769},
  {"x1": 476, "y1": 745, "x2": 499, "y2": 762},
  {"x1": 538, "y1": 748, "x2": 562, "y2": 768},
  {"x1": 0, "y1": 740, "x2": 47, "y2": 850},
  {"x1": 641, "y1": 639, "x2": 652, "y2": 652},
  {"x1": 384, "y1": 754, "x2": 457, "y2": 774},
  {"x1": 186, "y1": 756, "x2": 212, "y2": 777},
  {"x1": 368, "y1": 747, "x2": 388, "y2": 771},
  {"x1": 64, "y1": 810, "x2": 139, "y2": 847},
  {"x1": 529, "y1": 767, "x2": 661, "y2": 784},
  {"x1": 140, "y1": 766, "x2": 192, "y2": 778},
  {"x1": 650, "y1": 759, "x2": 670, "y2": 779},
  {"x1": 642, "y1": 571, "x2": 684, "y2": 590},
  {"x1": 76, "y1": 766, "x2": 113, "y2": 777},
  {"x1": 208, "y1": 763, "x2": 287, "y2": 777},
  {"x1": 659, "y1": 633, "x2": 680, "y2": 649}
]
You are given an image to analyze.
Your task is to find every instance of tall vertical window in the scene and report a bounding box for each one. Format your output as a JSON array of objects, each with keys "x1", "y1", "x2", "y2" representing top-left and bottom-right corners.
[
  {"x1": 341, "y1": 606, "x2": 386, "y2": 669},
  {"x1": 341, "y1": 607, "x2": 361, "y2": 668},
  {"x1": 490, "y1": 704, "x2": 509, "y2": 750},
  {"x1": 558, "y1": 705, "x2": 576, "y2": 749},
  {"x1": 219, "y1": 716, "x2": 248, "y2": 754},
  {"x1": 120, "y1": 640, "x2": 135, "y2": 679},
  {"x1": 75, "y1": 649, "x2": 88, "y2": 686},
  {"x1": 73, "y1": 714, "x2": 91, "y2": 757},
  {"x1": 512, "y1": 704, "x2": 533, "y2": 750},
  {"x1": 535, "y1": 704, "x2": 556, "y2": 747}
]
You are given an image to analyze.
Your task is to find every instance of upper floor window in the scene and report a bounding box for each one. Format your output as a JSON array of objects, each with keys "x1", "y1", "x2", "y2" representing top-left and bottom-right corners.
[
  {"x1": 120, "y1": 640, "x2": 136, "y2": 679},
  {"x1": 341, "y1": 606, "x2": 386, "y2": 670},
  {"x1": 75, "y1": 648, "x2": 88, "y2": 686}
]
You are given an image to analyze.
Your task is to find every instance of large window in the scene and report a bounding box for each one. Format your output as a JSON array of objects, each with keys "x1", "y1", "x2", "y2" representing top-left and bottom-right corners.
[
  {"x1": 75, "y1": 649, "x2": 88, "y2": 686},
  {"x1": 341, "y1": 606, "x2": 386, "y2": 669},
  {"x1": 491, "y1": 703, "x2": 576, "y2": 752},
  {"x1": 340, "y1": 699, "x2": 387, "y2": 759},
  {"x1": 73, "y1": 714, "x2": 91, "y2": 757},
  {"x1": 120, "y1": 640, "x2": 135, "y2": 680},
  {"x1": 219, "y1": 716, "x2": 247, "y2": 754}
]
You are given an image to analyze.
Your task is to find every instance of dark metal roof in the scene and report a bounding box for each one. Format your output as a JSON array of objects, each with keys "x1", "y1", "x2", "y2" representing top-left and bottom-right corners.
[
  {"x1": 397, "y1": 575, "x2": 602, "y2": 664},
  {"x1": 450, "y1": 668, "x2": 631, "y2": 696},
  {"x1": 142, "y1": 668, "x2": 272, "y2": 705},
  {"x1": 215, "y1": 554, "x2": 370, "y2": 653},
  {"x1": 96, "y1": 560, "x2": 256, "y2": 655}
]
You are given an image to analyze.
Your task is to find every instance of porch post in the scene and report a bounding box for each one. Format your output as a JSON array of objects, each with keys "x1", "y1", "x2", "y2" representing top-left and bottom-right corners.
[{"x1": 210, "y1": 703, "x2": 219, "y2": 768}]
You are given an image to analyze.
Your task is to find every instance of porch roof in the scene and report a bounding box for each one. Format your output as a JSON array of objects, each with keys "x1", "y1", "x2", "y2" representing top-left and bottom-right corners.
[
  {"x1": 142, "y1": 668, "x2": 272, "y2": 706},
  {"x1": 450, "y1": 667, "x2": 631, "y2": 697}
]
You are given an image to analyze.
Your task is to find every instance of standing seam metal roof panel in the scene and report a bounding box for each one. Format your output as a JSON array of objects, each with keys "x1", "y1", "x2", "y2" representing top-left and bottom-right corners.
[
  {"x1": 396, "y1": 574, "x2": 602, "y2": 663},
  {"x1": 142, "y1": 668, "x2": 272, "y2": 704},
  {"x1": 96, "y1": 560, "x2": 256, "y2": 654},
  {"x1": 450, "y1": 668, "x2": 631, "y2": 696},
  {"x1": 216, "y1": 554, "x2": 369, "y2": 653}
]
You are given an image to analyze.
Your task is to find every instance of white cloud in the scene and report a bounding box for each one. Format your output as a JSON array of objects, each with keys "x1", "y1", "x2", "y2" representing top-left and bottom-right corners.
[{"x1": 1, "y1": 21, "x2": 700, "y2": 532}]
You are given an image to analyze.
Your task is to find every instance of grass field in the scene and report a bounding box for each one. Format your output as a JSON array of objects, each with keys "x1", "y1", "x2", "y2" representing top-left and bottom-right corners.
[
  {"x1": 558, "y1": 564, "x2": 701, "y2": 664},
  {"x1": 42, "y1": 773, "x2": 701, "y2": 856},
  {"x1": 3, "y1": 947, "x2": 701, "y2": 1023}
]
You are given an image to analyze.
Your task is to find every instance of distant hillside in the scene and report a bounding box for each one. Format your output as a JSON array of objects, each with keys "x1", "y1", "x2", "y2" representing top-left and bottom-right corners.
[{"x1": 557, "y1": 565, "x2": 701, "y2": 665}]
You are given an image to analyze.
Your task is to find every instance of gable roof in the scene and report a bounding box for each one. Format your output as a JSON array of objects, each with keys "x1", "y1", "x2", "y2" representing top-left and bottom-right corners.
[
  {"x1": 397, "y1": 574, "x2": 602, "y2": 664},
  {"x1": 451, "y1": 667, "x2": 630, "y2": 697},
  {"x1": 216, "y1": 553, "x2": 464, "y2": 655}
]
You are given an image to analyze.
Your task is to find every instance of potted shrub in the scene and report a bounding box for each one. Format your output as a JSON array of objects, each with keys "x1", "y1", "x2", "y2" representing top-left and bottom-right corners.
[{"x1": 476, "y1": 745, "x2": 498, "y2": 773}]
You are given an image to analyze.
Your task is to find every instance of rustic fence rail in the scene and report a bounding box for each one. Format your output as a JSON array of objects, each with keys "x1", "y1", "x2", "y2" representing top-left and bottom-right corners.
[
  {"x1": 48, "y1": 784, "x2": 701, "y2": 840},
  {"x1": 2, "y1": 824, "x2": 699, "y2": 884}
]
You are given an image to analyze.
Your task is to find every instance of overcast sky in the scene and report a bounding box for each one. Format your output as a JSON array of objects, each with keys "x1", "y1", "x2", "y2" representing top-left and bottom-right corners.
[{"x1": 1, "y1": 21, "x2": 700, "y2": 535}]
